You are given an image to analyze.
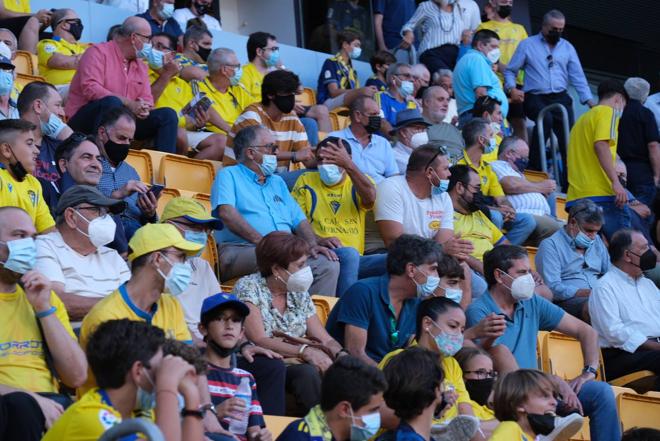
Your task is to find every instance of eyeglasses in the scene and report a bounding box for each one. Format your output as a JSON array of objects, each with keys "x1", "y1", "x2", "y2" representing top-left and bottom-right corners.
[
  {"x1": 58, "y1": 18, "x2": 82, "y2": 27},
  {"x1": 251, "y1": 143, "x2": 278, "y2": 154},
  {"x1": 546, "y1": 54, "x2": 554, "y2": 68},
  {"x1": 223, "y1": 63, "x2": 241, "y2": 69},
  {"x1": 424, "y1": 146, "x2": 447, "y2": 169},
  {"x1": 262, "y1": 46, "x2": 279, "y2": 52},
  {"x1": 76, "y1": 206, "x2": 108, "y2": 217},
  {"x1": 463, "y1": 369, "x2": 498, "y2": 379},
  {"x1": 395, "y1": 72, "x2": 413, "y2": 80},
  {"x1": 134, "y1": 32, "x2": 151, "y2": 42}
]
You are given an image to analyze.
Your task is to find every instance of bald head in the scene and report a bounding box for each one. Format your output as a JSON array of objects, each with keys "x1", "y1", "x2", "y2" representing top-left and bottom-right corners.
[
  {"x1": 115, "y1": 16, "x2": 151, "y2": 59},
  {"x1": 0, "y1": 206, "x2": 35, "y2": 240},
  {"x1": 121, "y1": 16, "x2": 150, "y2": 36}
]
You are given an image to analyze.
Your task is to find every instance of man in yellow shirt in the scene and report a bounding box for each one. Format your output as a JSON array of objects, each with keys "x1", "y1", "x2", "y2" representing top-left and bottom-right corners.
[
  {"x1": 292, "y1": 136, "x2": 385, "y2": 296},
  {"x1": 37, "y1": 9, "x2": 89, "y2": 87},
  {"x1": 0, "y1": 119, "x2": 55, "y2": 233},
  {"x1": 43, "y1": 319, "x2": 202, "y2": 441},
  {"x1": 78, "y1": 223, "x2": 201, "y2": 393},
  {"x1": 195, "y1": 47, "x2": 252, "y2": 135},
  {"x1": 0, "y1": 0, "x2": 52, "y2": 53},
  {"x1": 0, "y1": 206, "x2": 87, "y2": 440},
  {"x1": 567, "y1": 79, "x2": 629, "y2": 240}
]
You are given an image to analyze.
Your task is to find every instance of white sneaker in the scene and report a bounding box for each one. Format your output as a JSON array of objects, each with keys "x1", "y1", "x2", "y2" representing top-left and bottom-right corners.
[
  {"x1": 538, "y1": 413, "x2": 584, "y2": 441},
  {"x1": 431, "y1": 415, "x2": 480, "y2": 441}
]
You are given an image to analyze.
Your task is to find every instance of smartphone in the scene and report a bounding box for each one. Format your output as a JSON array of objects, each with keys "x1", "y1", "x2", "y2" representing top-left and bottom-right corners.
[{"x1": 149, "y1": 184, "x2": 164, "y2": 199}]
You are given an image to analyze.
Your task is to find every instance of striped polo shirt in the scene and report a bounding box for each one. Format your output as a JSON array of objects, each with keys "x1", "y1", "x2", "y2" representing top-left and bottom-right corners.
[{"x1": 490, "y1": 160, "x2": 551, "y2": 216}]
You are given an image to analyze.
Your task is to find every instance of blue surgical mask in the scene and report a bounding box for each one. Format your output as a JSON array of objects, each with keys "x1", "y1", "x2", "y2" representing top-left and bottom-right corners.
[
  {"x1": 258, "y1": 153, "x2": 277, "y2": 176},
  {"x1": 429, "y1": 322, "x2": 464, "y2": 357},
  {"x1": 160, "y1": 2, "x2": 174, "y2": 19},
  {"x1": 137, "y1": 42, "x2": 153, "y2": 60},
  {"x1": 415, "y1": 267, "x2": 441, "y2": 298},
  {"x1": 0, "y1": 237, "x2": 37, "y2": 274},
  {"x1": 442, "y1": 287, "x2": 463, "y2": 304},
  {"x1": 230, "y1": 66, "x2": 243, "y2": 86},
  {"x1": 0, "y1": 70, "x2": 14, "y2": 96},
  {"x1": 184, "y1": 230, "x2": 207, "y2": 256},
  {"x1": 318, "y1": 164, "x2": 343, "y2": 186},
  {"x1": 265, "y1": 49, "x2": 280, "y2": 67},
  {"x1": 399, "y1": 80, "x2": 414, "y2": 98},
  {"x1": 139, "y1": 43, "x2": 165, "y2": 70},
  {"x1": 432, "y1": 179, "x2": 449, "y2": 196},
  {"x1": 574, "y1": 229, "x2": 594, "y2": 249},
  {"x1": 350, "y1": 409, "x2": 380, "y2": 441},
  {"x1": 484, "y1": 137, "x2": 498, "y2": 154},
  {"x1": 136, "y1": 368, "x2": 157, "y2": 411},
  {"x1": 350, "y1": 47, "x2": 362, "y2": 60},
  {"x1": 157, "y1": 253, "x2": 193, "y2": 296},
  {"x1": 41, "y1": 113, "x2": 66, "y2": 138}
]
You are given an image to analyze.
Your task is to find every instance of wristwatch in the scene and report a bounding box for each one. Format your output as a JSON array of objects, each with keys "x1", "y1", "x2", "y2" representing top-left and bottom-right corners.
[
  {"x1": 200, "y1": 403, "x2": 218, "y2": 416},
  {"x1": 181, "y1": 408, "x2": 204, "y2": 419},
  {"x1": 582, "y1": 365, "x2": 598, "y2": 377}
]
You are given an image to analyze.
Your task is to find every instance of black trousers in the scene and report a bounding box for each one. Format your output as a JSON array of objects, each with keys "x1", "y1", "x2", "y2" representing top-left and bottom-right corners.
[
  {"x1": 524, "y1": 91, "x2": 575, "y2": 191},
  {"x1": 285, "y1": 364, "x2": 322, "y2": 417},
  {"x1": 0, "y1": 392, "x2": 45, "y2": 441},
  {"x1": 236, "y1": 355, "x2": 287, "y2": 416},
  {"x1": 419, "y1": 44, "x2": 459, "y2": 74},
  {"x1": 602, "y1": 347, "x2": 660, "y2": 391}
]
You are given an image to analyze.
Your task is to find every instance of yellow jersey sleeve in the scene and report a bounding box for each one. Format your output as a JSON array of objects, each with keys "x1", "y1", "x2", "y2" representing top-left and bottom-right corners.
[
  {"x1": 168, "y1": 295, "x2": 192, "y2": 342},
  {"x1": 488, "y1": 213, "x2": 504, "y2": 244},
  {"x1": 34, "y1": 181, "x2": 55, "y2": 233},
  {"x1": 593, "y1": 106, "x2": 617, "y2": 143},
  {"x1": 377, "y1": 348, "x2": 404, "y2": 370},
  {"x1": 291, "y1": 174, "x2": 311, "y2": 216},
  {"x1": 489, "y1": 421, "x2": 533, "y2": 441},
  {"x1": 484, "y1": 165, "x2": 505, "y2": 198},
  {"x1": 239, "y1": 63, "x2": 264, "y2": 104},
  {"x1": 3, "y1": 0, "x2": 29, "y2": 13}
]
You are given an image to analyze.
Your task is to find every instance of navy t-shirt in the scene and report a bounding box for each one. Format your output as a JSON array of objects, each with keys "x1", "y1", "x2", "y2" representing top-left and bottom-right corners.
[
  {"x1": 372, "y1": 0, "x2": 417, "y2": 49},
  {"x1": 35, "y1": 136, "x2": 61, "y2": 213}
]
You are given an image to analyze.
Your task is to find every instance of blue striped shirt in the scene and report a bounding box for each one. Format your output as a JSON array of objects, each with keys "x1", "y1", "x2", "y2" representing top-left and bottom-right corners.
[{"x1": 98, "y1": 158, "x2": 142, "y2": 222}]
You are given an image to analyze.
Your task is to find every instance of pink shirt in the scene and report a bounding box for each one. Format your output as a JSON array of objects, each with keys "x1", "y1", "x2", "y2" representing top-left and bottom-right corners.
[{"x1": 65, "y1": 40, "x2": 153, "y2": 118}]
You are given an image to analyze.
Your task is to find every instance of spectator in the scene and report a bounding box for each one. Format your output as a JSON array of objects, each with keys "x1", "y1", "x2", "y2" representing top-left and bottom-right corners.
[
  {"x1": 436, "y1": 253, "x2": 472, "y2": 308},
  {"x1": 36, "y1": 9, "x2": 89, "y2": 88},
  {"x1": 34, "y1": 185, "x2": 129, "y2": 324},
  {"x1": 505, "y1": 9, "x2": 595, "y2": 190},
  {"x1": 234, "y1": 231, "x2": 345, "y2": 415},
  {"x1": 277, "y1": 356, "x2": 387, "y2": 441},
  {"x1": 372, "y1": 0, "x2": 416, "y2": 64},
  {"x1": 136, "y1": 0, "x2": 182, "y2": 38},
  {"x1": 453, "y1": 29, "x2": 508, "y2": 128},
  {"x1": 78, "y1": 223, "x2": 202, "y2": 393},
  {"x1": 402, "y1": 0, "x2": 470, "y2": 73},
  {"x1": 315, "y1": 30, "x2": 377, "y2": 111},
  {"x1": 0, "y1": 3, "x2": 51, "y2": 53},
  {"x1": 421, "y1": 85, "x2": 464, "y2": 162},
  {"x1": 0, "y1": 50, "x2": 17, "y2": 119},
  {"x1": 98, "y1": 0, "x2": 147, "y2": 13},
  {"x1": 225, "y1": 70, "x2": 313, "y2": 172},
  {"x1": 211, "y1": 125, "x2": 340, "y2": 296},
  {"x1": 411, "y1": 63, "x2": 431, "y2": 90},
  {"x1": 173, "y1": 0, "x2": 221, "y2": 32},
  {"x1": 489, "y1": 369, "x2": 583, "y2": 441},
  {"x1": 471, "y1": 95, "x2": 506, "y2": 163},
  {"x1": 43, "y1": 319, "x2": 202, "y2": 441},
  {"x1": 292, "y1": 136, "x2": 385, "y2": 296},
  {"x1": 457, "y1": 119, "x2": 536, "y2": 246},
  {"x1": 466, "y1": 245, "x2": 622, "y2": 441},
  {"x1": 535, "y1": 200, "x2": 608, "y2": 321},
  {"x1": 65, "y1": 17, "x2": 178, "y2": 154},
  {"x1": 95, "y1": 107, "x2": 159, "y2": 239},
  {"x1": 375, "y1": 62, "x2": 417, "y2": 135},
  {"x1": 590, "y1": 229, "x2": 660, "y2": 391},
  {"x1": 477, "y1": 0, "x2": 529, "y2": 140},
  {"x1": 328, "y1": 96, "x2": 398, "y2": 184},
  {"x1": 619, "y1": 77, "x2": 660, "y2": 207},
  {"x1": 198, "y1": 294, "x2": 271, "y2": 441},
  {"x1": 0, "y1": 119, "x2": 54, "y2": 233},
  {"x1": 433, "y1": 68, "x2": 459, "y2": 124},
  {"x1": 0, "y1": 206, "x2": 87, "y2": 439},
  {"x1": 566, "y1": 79, "x2": 629, "y2": 240},
  {"x1": 366, "y1": 50, "x2": 396, "y2": 92},
  {"x1": 454, "y1": 347, "x2": 497, "y2": 426},
  {"x1": 176, "y1": 25, "x2": 212, "y2": 81},
  {"x1": 390, "y1": 108, "x2": 431, "y2": 174},
  {"x1": 148, "y1": 32, "x2": 225, "y2": 159},
  {"x1": 17, "y1": 81, "x2": 73, "y2": 211},
  {"x1": 491, "y1": 136, "x2": 562, "y2": 245},
  {"x1": 196, "y1": 48, "x2": 253, "y2": 136},
  {"x1": 326, "y1": 234, "x2": 442, "y2": 364}
]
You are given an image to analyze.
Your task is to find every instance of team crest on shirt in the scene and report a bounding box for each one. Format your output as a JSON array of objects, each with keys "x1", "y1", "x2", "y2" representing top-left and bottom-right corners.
[
  {"x1": 44, "y1": 44, "x2": 56, "y2": 54},
  {"x1": 428, "y1": 220, "x2": 441, "y2": 230},
  {"x1": 27, "y1": 190, "x2": 37, "y2": 206},
  {"x1": 325, "y1": 70, "x2": 332, "y2": 79},
  {"x1": 330, "y1": 201, "x2": 341, "y2": 214},
  {"x1": 98, "y1": 409, "x2": 119, "y2": 429}
]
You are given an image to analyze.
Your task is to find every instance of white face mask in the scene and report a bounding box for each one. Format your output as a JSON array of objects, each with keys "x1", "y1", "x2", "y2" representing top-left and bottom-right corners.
[
  {"x1": 500, "y1": 271, "x2": 535, "y2": 301},
  {"x1": 486, "y1": 48, "x2": 501, "y2": 64},
  {"x1": 410, "y1": 131, "x2": 429, "y2": 148},
  {"x1": 285, "y1": 266, "x2": 314, "y2": 292},
  {"x1": 75, "y1": 211, "x2": 116, "y2": 248}
]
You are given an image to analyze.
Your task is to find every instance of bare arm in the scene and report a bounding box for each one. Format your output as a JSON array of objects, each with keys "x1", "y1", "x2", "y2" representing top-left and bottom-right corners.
[
  {"x1": 554, "y1": 313, "x2": 600, "y2": 368},
  {"x1": 180, "y1": 65, "x2": 208, "y2": 82},
  {"x1": 345, "y1": 164, "x2": 376, "y2": 208},
  {"x1": 377, "y1": 220, "x2": 403, "y2": 248},
  {"x1": 294, "y1": 220, "x2": 318, "y2": 247},
  {"x1": 327, "y1": 82, "x2": 347, "y2": 99},
  {"x1": 648, "y1": 141, "x2": 660, "y2": 185},
  {"x1": 374, "y1": 13, "x2": 386, "y2": 51},
  {"x1": 305, "y1": 315, "x2": 343, "y2": 357},
  {"x1": 343, "y1": 324, "x2": 377, "y2": 366},
  {"x1": 206, "y1": 107, "x2": 232, "y2": 134},
  {"x1": 243, "y1": 303, "x2": 305, "y2": 357},
  {"x1": 51, "y1": 281, "x2": 101, "y2": 322},
  {"x1": 475, "y1": 86, "x2": 488, "y2": 98},
  {"x1": 500, "y1": 176, "x2": 549, "y2": 195},
  {"x1": 218, "y1": 205, "x2": 263, "y2": 244},
  {"x1": 46, "y1": 53, "x2": 80, "y2": 70},
  {"x1": 595, "y1": 140, "x2": 626, "y2": 206}
]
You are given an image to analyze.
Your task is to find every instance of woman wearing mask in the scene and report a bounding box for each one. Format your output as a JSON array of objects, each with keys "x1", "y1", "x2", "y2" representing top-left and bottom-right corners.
[
  {"x1": 455, "y1": 347, "x2": 499, "y2": 435},
  {"x1": 234, "y1": 231, "x2": 346, "y2": 416}
]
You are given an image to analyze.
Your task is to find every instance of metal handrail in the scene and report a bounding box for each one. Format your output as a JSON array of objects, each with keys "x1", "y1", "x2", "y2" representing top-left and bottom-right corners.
[
  {"x1": 98, "y1": 418, "x2": 164, "y2": 441},
  {"x1": 536, "y1": 103, "x2": 571, "y2": 184}
]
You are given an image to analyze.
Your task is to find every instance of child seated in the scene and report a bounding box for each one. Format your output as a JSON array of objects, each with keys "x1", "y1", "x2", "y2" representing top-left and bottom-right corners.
[{"x1": 366, "y1": 51, "x2": 397, "y2": 92}]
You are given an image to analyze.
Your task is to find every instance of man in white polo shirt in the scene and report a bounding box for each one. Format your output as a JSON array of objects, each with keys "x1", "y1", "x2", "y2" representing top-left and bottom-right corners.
[{"x1": 34, "y1": 185, "x2": 130, "y2": 323}]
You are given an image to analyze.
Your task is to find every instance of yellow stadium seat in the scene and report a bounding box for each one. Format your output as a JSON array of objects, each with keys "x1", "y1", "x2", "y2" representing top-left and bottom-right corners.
[
  {"x1": 15, "y1": 73, "x2": 46, "y2": 89},
  {"x1": 156, "y1": 188, "x2": 180, "y2": 217},
  {"x1": 525, "y1": 246, "x2": 538, "y2": 271},
  {"x1": 296, "y1": 87, "x2": 316, "y2": 107},
  {"x1": 609, "y1": 370, "x2": 657, "y2": 393},
  {"x1": 263, "y1": 415, "x2": 297, "y2": 439},
  {"x1": 159, "y1": 154, "x2": 215, "y2": 194},
  {"x1": 329, "y1": 112, "x2": 350, "y2": 131},
  {"x1": 193, "y1": 193, "x2": 212, "y2": 214},
  {"x1": 220, "y1": 278, "x2": 240, "y2": 293},
  {"x1": 541, "y1": 332, "x2": 604, "y2": 381},
  {"x1": 523, "y1": 169, "x2": 550, "y2": 183},
  {"x1": 311, "y1": 295, "x2": 339, "y2": 326},
  {"x1": 15, "y1": 50, "x2": 37, "y2": 75},
  {"x1": 141, "y1": 149, "x2": 169, "y2": 180},
  {"x1": 556, "y1": 196, "x2": 568, "y2": 221},
  {"x1": 126, "y1": 149, "x2": 154, "y2": 183},
  {"x1": 617, "y1": 392, "x2": 660, "y2": 431},
  {"x1": 536, "y1": 330, "x2": 549, "y2": 369},
  {"x1": 318, "y1": 131, "x2": 328, "y2": 142},
  {"x1": 200, "y1": 234, "x2": 219, "y2": 276},
  {"x1": 207, "y1": 159, "x2": 223, "y2": 174}
]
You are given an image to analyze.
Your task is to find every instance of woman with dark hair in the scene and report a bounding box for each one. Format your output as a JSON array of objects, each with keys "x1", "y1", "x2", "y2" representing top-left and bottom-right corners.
[{"x1": 233, "y1": 231, "x2": 345, "y2": 416}]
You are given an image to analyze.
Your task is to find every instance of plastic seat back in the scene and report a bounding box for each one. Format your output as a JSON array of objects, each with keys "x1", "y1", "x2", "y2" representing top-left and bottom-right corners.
[
  {"x1": 156, "y1": 188, "x2": 180, "y2": 217},
  {"x1": 159, "y1": 155, "x2": 215, "y2": 194},
  {"x1": 126, "y1": 150, "x2": 154, "y2": 183},
  {"x1": 617, "y1": 392, "x2": 660, "y2": 431},
  {"x1": 15, "y1": 51, "x2": 37, "y2": 75}
]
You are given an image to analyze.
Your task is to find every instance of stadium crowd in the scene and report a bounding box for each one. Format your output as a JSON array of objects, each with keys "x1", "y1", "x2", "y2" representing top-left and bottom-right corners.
[{"x1": 0, "y1": 0, "x2": 659, "y2": 440}]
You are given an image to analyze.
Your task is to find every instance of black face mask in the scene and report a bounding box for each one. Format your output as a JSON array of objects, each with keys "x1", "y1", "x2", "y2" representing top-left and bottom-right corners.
[
  {"x1": 630, "y1": 249, "x2": 656, "y2": 272},
  {"x1": 104, "y1": 140, "x2": 130, "y2": 164},
  {"x1": 273, "y1": 94, "x2": 296, "y2": 114},
  {"x1": 527, "y1": 413, "x2": 556, "y2": 436},
  {"x1": 545, "y1": 30, "x2": 562, "y2": 45},
  {"x1": 496, "y1": 5, "x2": 512, "y2": 19},
  {"x1": 461, "y1": 189, "x2": 483, "y2": 213},
  {"x1": 207, "y1": 338, "x2": 238, "y2": 358},
  {"x1": 465, "y1": 378, "x2": 494, "y2": 407},
  {"x1": 7, "y1": 148, "x2": 27, "y2": 181},
  {"x1": 68, "y1": 22, "x2": 84, "y2": 41},
  {"x1": 194, "y1": 1, "x2": 210, "y2": 15},
  {"x1": 196, "y1": 46, "x2": 211, "y2": 62},
  {"x1": 364, "y1": 115, "x2": 381, "y2": 134},
  {"x1": 618, "y1": 176, "x2": 627, "y2": 188}
]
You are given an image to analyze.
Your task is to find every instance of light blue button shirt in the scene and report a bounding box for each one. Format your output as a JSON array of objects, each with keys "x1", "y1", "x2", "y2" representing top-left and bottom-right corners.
[
  {"x1": 329, "y1": 126, "x2": 399, "y2": 184},
  {"x1": 211, "y1": 164, "x2": 307, "y2": 244},
  {"x1": 453, "y1": 48, "x2": 509, "y2": 117}
]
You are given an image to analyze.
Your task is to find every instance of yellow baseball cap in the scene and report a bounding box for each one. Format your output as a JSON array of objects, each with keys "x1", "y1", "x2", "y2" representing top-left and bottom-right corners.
[
  {"x1": 160, "y1": 197, "x2": 223, "y2": 230},
  {"x1": 128, "y1": 223, "x2": 204, "y2": 261}
]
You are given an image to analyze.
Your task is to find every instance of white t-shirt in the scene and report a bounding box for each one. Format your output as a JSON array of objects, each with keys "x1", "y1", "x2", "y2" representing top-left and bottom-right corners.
[
  {"x1": 490, "y1": 160, "x2": 551, "y2": 216},
  {"x1": 444, "y1": 98, "x2": 458, "y2": 124},
  {"x1": 375, "y1": 175, "x2": 454, "y2": 238},
  {"x1": 99, "y1": 0, "x2": 148, "y2": 13},
  {"x1": 177, "y1": 256, "x2": 222, "y2": 339},
  {"x1": 173, "y1": 8, "x2": 222, "y2": 31},
  {"x1": 458, "y1": 0, "x2": 482, "y2": 31},
  {"x1": 34, "y1": 231, "x2": 130, "y2": 298}
]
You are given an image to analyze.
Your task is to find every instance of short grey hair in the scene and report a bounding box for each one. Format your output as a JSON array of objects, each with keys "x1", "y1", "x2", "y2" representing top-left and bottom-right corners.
[
  {"x1": 0, "y1": 28, "x2": 18, "y2": 49},
  {"x1": 411, "y1": 63, "x2": 430, "y2": 78},
  {"x1": 421, "y1": 85, "x2": 448, "y2": 102},
  {"x1": 568, "y1": 199, "x2": 604, "y2": 225},
  {"x1": 624, "y1": 77, "x2": 650, "y2": 103},
  {"x1": 542, "y1": 9, "x2": 565, "y2": 26},
  {"x1": 498, "y1": 136, "x2": 523, "y2": 156},
  {"x1": 462, "y1": 117, "x2": 489, "y2": 147},
  {"x1": 432, "y1": 68, "x2": 453, "y2": 84},
  {"x1": 234, "y1": 125, "x2": 267, "y2": 161},
  {"x1": 207, "y1": 48, "x2": 235, "y2": 75},
  {"x1": 386, "y1": 62, "x2": 411, "y2": 84}
]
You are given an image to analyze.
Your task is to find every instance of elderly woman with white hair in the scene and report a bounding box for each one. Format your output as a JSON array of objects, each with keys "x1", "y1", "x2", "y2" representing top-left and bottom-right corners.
[{"x1": 618, "y1": 76, "x2": 660, "y2": 207}]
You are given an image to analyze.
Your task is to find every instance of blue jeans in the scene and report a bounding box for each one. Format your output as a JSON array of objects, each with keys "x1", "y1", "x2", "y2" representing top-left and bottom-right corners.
[
  {"x1": 300, "y1": 117, "x2": 319, "y2": 147},
  {"x1": 490, "y1": 210, "x2": 536, "y2": 245},
  {"x1": 591, "y1": 200, "x2": 631, "y2": 241},
  {"x1": 334, "y1": 247, "x2": 387, "y2": 296},
  {"x1": 577, "y1": 380, "x2": 621, "y2": 441}
]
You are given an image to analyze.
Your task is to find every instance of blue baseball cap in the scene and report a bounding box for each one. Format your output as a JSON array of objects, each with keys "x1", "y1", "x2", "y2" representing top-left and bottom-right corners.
[{"x1": 200, "y1": 293, "x2": 250, "y2": 322}]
